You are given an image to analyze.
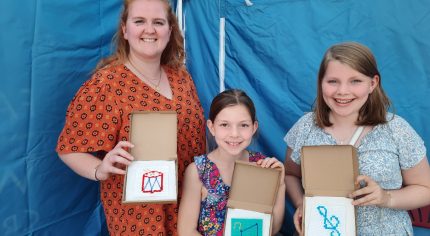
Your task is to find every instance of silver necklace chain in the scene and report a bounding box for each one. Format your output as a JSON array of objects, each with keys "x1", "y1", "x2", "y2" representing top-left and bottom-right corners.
[{"x1": 128, "y1": 58, "x2": 162, "y2": 91}]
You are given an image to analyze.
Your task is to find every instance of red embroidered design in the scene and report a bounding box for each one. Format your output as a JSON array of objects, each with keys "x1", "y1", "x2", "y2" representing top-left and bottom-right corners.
[{"x1": 142, "y1": 171, "x2": 164, "y2": 193}]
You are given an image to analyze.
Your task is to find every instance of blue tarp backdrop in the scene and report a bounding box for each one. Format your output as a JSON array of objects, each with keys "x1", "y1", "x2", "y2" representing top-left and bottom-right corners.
[{"x1": 1, "y1": 0, "x2": 429, "y2": 235}]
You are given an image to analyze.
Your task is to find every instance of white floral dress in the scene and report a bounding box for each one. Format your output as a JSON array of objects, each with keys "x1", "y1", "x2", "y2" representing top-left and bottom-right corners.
[{"x1": 285, "y1": 112, "x2": 426, "y2": 236}]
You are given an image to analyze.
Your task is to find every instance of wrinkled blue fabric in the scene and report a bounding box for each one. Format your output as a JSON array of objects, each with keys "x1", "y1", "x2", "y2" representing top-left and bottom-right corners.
[{"x1": 1, "y1": 0, "x2": 429, "y2": 235}]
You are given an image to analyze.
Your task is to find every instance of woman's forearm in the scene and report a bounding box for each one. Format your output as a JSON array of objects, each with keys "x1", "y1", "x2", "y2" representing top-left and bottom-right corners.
[{"x1": 59, "y1": 152, "x2": 102, "y2": 181}]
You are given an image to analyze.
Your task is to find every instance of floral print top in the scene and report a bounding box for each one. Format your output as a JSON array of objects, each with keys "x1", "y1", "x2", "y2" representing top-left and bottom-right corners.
[
  {"x1": 194, "y1": 151, "x2": 266, "y2": 236},
  {"x1": 284, "y1": 112, "x2": 426, "y2": 236}
]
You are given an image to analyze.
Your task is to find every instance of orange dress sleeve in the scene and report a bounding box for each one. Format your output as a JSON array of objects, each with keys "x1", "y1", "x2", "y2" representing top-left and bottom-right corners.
[{"x1": 56, "y1": 68, "x2": 122, "y2": 155}]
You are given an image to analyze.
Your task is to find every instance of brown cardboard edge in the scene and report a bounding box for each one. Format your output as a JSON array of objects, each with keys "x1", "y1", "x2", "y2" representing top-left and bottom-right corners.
[
  {"x1": 227, "y1": 200, "x2": 273, "y2": 213},
  {"x1": 227, "y1": 160, "x2": 281, "y2": 213},
  {"x1": 301, "y1": 145, "x2": 359, "y2": 236},
  {"x1": 129, "y1": 111, "x2": 178, "y2": 161},
  {"x1": 270, "y1": 216, "x2": 273, "y2": 236},
  {"x1": 224, "y1": 160, "x2": 281, "y2": 235},
  {"x1": 122, "y1": 111, "x2": 178, "y2": 204},
  {"x1": 351, "y1": 147, "x2": 360, "y2": 191},
  {"x1": 121, "y1": 159, "x2": 179, "y2": 204},
  {"x1": 301, "y1": 145, "x2": 359, "y2": 196},
  {"x1": 302, "y1": 197, "x2": 306, "y2": 236}
]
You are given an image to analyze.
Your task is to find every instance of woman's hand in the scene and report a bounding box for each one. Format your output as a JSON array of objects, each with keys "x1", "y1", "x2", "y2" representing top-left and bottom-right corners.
[
  {"x1": 96, "y1": 141, "x2": 135, "y2": 181},
  {"x1": 293, "y1": 205, "x2": 303, "y2": 235},
  {"x1": 349, "y1": 175, "x2": 391, "y2": 207}
]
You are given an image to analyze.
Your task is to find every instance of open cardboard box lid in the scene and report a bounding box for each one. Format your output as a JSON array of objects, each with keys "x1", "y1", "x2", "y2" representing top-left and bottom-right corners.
[
  {"x1": 301, "y1": 145, "x2": 359, "y2": 197},
  {"x1": 123, "y1": 111, "x2": 178, "y2": 204},
  {"x1": 129, "y1": 111, "x2": 177, "y2": 161},
  {"x1": 227, "y1": 160, "x2": 281, "y2": 214}
]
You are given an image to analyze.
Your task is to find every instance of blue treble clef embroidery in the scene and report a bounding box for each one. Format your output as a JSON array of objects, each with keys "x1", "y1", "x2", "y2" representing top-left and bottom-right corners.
[{"x1": 317, "y1": 205, "x2": 341, "y2": 236}]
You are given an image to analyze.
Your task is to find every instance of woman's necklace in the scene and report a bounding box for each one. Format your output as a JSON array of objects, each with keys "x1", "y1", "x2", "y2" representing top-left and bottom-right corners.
[{"x1": 128, "y1": 58, "x2": 162, "y2": 92}]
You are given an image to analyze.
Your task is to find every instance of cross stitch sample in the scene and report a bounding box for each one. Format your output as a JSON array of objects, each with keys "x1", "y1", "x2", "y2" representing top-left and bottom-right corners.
[
  {"x1": 142, "y1": 170, "x2": 163, "y2": 193},
  {"x1": 224, "y1": 209, "x2": 271, "y2": 236},
  {"x1": 125, "y1": 160, "x2": 176, "y2": 202},
  {"x1": 231, "y1": 218, "x2": 263, "y2": 236},
  {"x1": 304, "y1": 196, "x2": 355, "y2": 236}
]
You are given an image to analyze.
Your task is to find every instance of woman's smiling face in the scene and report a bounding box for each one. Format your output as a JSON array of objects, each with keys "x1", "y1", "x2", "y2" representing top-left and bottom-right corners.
[{"x1": 122, "y1": 0, "x2": 172, "y2": 61}]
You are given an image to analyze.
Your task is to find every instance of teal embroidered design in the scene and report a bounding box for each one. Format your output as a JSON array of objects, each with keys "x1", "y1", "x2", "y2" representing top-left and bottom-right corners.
[
  {"x1": 231, "y1": 218, "x2": 262, "y2": 236},
  {"x1": 317, "y1": 205, "x2": 340, "y2": 236}
]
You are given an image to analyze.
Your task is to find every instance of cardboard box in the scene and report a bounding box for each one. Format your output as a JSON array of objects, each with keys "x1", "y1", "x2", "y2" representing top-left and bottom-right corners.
[
  {"x1": 301, "y1": 145, "x2": 359, "y2": 236},
  {"x1": 224, "y1": 160, "x2": 281, "y2": 236},
  {"x1": 122, "y1": 111, "x2": 177, "y2": 204}
]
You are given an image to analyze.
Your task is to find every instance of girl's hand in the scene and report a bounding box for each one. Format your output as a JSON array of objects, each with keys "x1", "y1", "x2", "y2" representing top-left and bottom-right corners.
[
  {"x1": 293, "y1": 205, "x2": 303, "y2": 235},
  {"x1": 257, "y1": 157, "x2": 283, "y2": 169},
  {"x1": 257, "y1": 157, "x2": 285, "y2": 186},
  {"x1": 349, "y1": 175, "x2": 391, "y2": 207},
  {"x1": 96, "y1": 141, "x2": 135, "y2": 181}
]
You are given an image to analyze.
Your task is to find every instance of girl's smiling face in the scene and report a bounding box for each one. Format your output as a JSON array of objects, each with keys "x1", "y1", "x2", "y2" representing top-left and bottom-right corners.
[
  {"x1": 322, "y1": 60, "x2": 378, "y2": 120},
  {"x1": 207, "y1": 104, "x2": 258, "y2": 157}
]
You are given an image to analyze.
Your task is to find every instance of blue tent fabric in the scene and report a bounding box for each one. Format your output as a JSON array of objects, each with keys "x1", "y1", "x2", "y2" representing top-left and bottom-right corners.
[
  {"x1": 1, "y1": 0, "x2": 429, "y2": 235},
  {"x1": 1, "y1": 0, "x2": 120, "y2": 234},
  {"x1": 184, "y1": 0, "x2": 430, "y2": 235}
]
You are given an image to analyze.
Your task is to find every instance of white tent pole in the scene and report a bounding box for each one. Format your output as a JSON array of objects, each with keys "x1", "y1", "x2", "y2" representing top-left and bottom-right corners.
[
  {"x1": 176, "y1": 0, "x2": 183, "y2": 32},
  {"x1": 219, "y1": 17, "x2": 226, "y2": 92},
  {"x1": 176, "y1": 0, "x2": 185, "y2": 52}
]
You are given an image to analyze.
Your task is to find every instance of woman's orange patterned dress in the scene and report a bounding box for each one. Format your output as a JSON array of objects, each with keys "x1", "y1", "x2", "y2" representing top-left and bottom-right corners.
[{"x1": 56, "y1": 63, "x2": 206, "y2": 235}]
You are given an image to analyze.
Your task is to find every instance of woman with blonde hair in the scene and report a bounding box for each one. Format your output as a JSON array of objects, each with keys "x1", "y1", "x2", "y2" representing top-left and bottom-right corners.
[{"x1": 56, "y1": 0, "x2": 206, "y2": 234}]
